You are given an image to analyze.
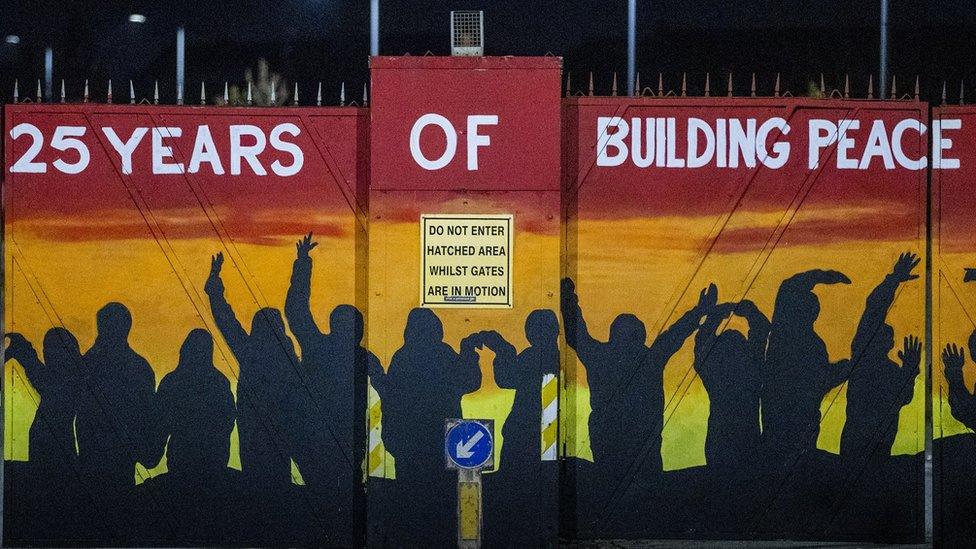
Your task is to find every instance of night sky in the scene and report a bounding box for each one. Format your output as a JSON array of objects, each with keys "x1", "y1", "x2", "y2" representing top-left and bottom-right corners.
[{"x1": 1, "y1": 1, "x2": 974, "y2": 104}]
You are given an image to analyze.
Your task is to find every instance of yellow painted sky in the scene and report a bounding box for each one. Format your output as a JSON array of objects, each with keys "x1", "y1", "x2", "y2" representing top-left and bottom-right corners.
[
  {"x1": 4, "y1": 219, "x2": 357, "y2": 482},
  {"x1": 4, "y1": 201, "x2": 933, "y2": 477},
  {"x1": 935, "y1": 251, "x2": 976, "y2": 439},
  {"x1": 571, "y1": 212, "x2": 926, "y2": 471}
]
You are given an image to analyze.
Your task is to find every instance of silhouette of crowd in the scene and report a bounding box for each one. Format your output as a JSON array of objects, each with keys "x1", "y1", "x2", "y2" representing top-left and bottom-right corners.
[{"x1": 4, "y1": 243, "x2": 938, "y2": 545}]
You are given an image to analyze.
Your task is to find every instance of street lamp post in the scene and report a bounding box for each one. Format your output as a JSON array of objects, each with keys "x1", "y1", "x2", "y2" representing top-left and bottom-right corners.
[
  {"x1": 879, "y1": 0, "x2": 889, "y2": 93},
  {"x1": 627, "y1": 0, "x2": 636, "y2": 96},
  {"x1": 370, "y1": 0, "x2": 379, "y2": 56}
]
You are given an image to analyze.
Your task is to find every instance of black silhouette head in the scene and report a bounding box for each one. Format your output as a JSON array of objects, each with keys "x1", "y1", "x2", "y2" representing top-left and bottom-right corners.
[
  {"x1": 609, "y1": 313, "x2": 647, "y2": 348},
  {"x1": 791, "y1": 290, "x2": 821, "y2": 328},
  {"x1": 525, "y1": 309, "x2": 559, "y2": 347},
  {"x1": 42, "y1": 327, "x2": 81, "y2": 377},
  {"x1": 331, "y1": 304, "x2": 365, "y2": 343},
  {"x1": 96, "y1": 302, "x2": 133, "y2": 345},
  {"x1": 714, "y1": 329, "x2": 747, "y2": 355},
  {"x1": 179, "y1": 329, "x2": 214, "y2": 371},
  {"x1": 403, "y1": 308, "x2": 444, "y2": 345},
  {"x1": 251, "y1": 307, "x2": 288, "y2": 343}
]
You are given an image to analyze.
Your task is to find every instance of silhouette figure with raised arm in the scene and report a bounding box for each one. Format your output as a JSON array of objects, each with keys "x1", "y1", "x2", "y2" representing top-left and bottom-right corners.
[
  {"x1": 841, "y1": 252, "x2": 922, "y2": 460},
  {"x1": 285, "y1": 233, "x2": 372, "y2": 539},
  {"x1": 480, "y1": 311, "x2": 561, "y2": 546},
  {"x1": 762, "y1": 269, "x2": 851, "y2": 462},
  {"x1": 943, "y1": 342, "x2": 976, "y2": 430},
  {"x1": 561, "y1": 277, "x2": 711, "y2": 482},
  {"x1": 488, "y1": 311, "x2": 560, "y2": 473},
  {"x1": 205, "y1": 252, "x2": 300, "y2": 491},
  {"x1": 151, "y1": 329, "x2": 235, "y2": 477},
  {"x1": 75, "y1": 303, "x2": 158, "y2": 497},
  {"x1": 693, "y1": 298, "x2": 770, "y2": 470},
  {"x1": 4, "y1": 330, "x2": 82, "y2": 477},
  {"x1": 368, "y1": 308, "x2": 482, "y2": 545}
]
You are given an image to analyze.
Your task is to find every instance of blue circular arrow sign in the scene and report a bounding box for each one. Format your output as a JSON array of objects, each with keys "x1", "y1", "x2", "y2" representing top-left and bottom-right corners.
[{"x1": 445, "y1": 420, "x2": 493, "y2": 469}]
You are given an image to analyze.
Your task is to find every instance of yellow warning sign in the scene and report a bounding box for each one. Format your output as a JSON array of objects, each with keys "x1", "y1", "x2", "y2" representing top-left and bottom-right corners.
[{"x1": 420, "y1": 214, "x2": 514, "y2": 308}]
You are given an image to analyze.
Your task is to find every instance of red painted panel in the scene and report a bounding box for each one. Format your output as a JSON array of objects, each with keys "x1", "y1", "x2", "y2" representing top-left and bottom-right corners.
[{"x1": 370, "y1": 56, "x2": 562, "y2": 191}]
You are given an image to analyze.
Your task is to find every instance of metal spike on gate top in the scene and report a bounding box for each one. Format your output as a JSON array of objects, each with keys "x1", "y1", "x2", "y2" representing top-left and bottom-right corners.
[
  {"x1": 107, "y1": 79, "x2": 113, "y2": 104},
  {"x1": 223, "y1": 82, "x2": 229, "y2": 105},
  {"x1": 941, "y1": 81, "x2": 947, "y2": 105},
  {"x1": 611, "y1": 72, "x2": 618, "y2": 96},
  {"x1": 13, "y1": 79, "x2": 19, "y2": 104},
  {"x1": 820, "y1": 73, "x2": 825, "y2": 97},
  {"x1": 340, "y1": 82, "x2": 345, "y2": 106},
  {"x1": 774, "y1": 73, "x2": 780, "y2": 97},
  {"x1": 129, "y1": 80, "x2": 136, "y2": 104},
  {"x1": 657, "y1": 73, "x2": 663, "y2": 97},
  {"x1": 60, "y1": 79, "x2": 65, "y2": 103},
  {"x1": 316, "y1": 82, "x2": 322, "y2": 106},
  {"x1": 844, "y1": 74, "x2": 850, "y2": 99},
  {"x1": 588, "y1": 72, "x2": 593, "y2": 96},
  {"x1": 293, "y1": 82, "x2": 299, "y2": 106},
  {"x1": 363, "y1": 82, "x2": 368, "y2": 106},
  {"x1": 727, "y1": 72, "x2": 733, "y2": 97},
  {"x1": 681, "y1": 73, "x2": 687, "y2": 97},
  {"x1": 634, "y1": 72, "x2": 640, "y2": 97},
  {"x1": 154, "y1": 80, "x2": 160, "y2": 105},
  {"x1": 890, "y1": 74, "x2": 897, "y2": 100},
  {"x1": 750, "y1": 73, "x2": 756, "y2": 97},
  {"x1": 704, "y1": 73, "x2": 711, "y2": 97},
  {"x1": 200, "y1": 81, "x2": 206, "y2": 105},
  {"x1": 83, "y1": 79, "x2": 89, "y2": 103},
  {"x1": 565, "y1": 72, "x2": 571, "y2": 97},
  {"x1": 914, "y1": 76, "x2": 920, "y2": 101},
  {"x1": 867, "y1": 75, "x2": 874, "y2": 99},
  {"x1": 35, "y1": 79, "x2": 41, "y2": 102},
  {"x1": 270, "y1": 80, "x2": 277, "y2": 104},
  {"x1": 246, "y1": 81, "x2": 252, "y2": 106}
]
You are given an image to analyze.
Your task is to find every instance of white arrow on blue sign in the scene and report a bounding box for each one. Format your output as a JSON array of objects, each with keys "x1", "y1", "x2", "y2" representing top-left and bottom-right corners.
[{"x1": 445, "y1": 419, "x2": 494, "y2": 470}]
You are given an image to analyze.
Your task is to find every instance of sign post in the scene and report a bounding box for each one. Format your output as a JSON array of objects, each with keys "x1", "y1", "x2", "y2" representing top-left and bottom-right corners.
[{"x1": 445, "y1": 419, "x2": 494, "y2": 548}]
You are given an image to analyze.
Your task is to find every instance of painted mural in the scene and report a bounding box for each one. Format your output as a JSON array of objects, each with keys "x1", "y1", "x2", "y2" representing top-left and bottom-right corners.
[
  {"x1": 3, "y1": 61, "x2": 975, "y2": 548},
  {"x1": 563, "y1": 98, "x2": 927, "y2": 542},
  {"x1": 934, "y1": 105, "x2": 976, "y2": 548},
  {"x1": 3, "y1": 105, "x2": 368, "y2": 546}
]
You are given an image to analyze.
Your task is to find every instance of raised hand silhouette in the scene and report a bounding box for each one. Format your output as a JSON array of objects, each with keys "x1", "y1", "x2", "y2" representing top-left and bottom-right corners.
[
  {"x1": 205, "y1": 252, "x2": 299, "y2": 493},
  {"x1": 964, "y1": 268, "x2": 976, "y2": 283},
  {"x1": 561, "y1": 276, "x2": 705, "y2": 490},
  {"x1": 483, "y1": 311, "x2": 560, "y2": 547},
  {"x1": 944, "y1": 342, "x2": 966, "y2": 372},
  {"x1": 284, "y1": 229, "x2": 373, "y2": 543},
  {"x1": 295, "y1": 232, "x2": 318, "y2": 259},
  {"x1": 698, "y1": 283, "x2": 719, "y2": 311},
  {"x1": 892, "y1": 252, "x2": 921, "y2": 282},
  {"x1": 841, "y1": 253, "x2": 922, "y2": 461},
  {"x1": 899, "y1": 335, "x2": 922, "y2": 372},
  {"x1": 693, "y1": 294, "x2": 768, "y2": 471},
  {"x1": 4, "y1": 331, "x2": 83, "y2": 479},
  {"x1": 944, "y1": 342, "x2": 976, "y2": 430},
  {"x1": 763, "y1": 268, "x2": 852, "y2": 463},
  {"x1": 5, "y1": 333, "x2": 35, "y2": 359},
  {"x1": 205, "y1": 252, "x2": 225, "y2": 296}
]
